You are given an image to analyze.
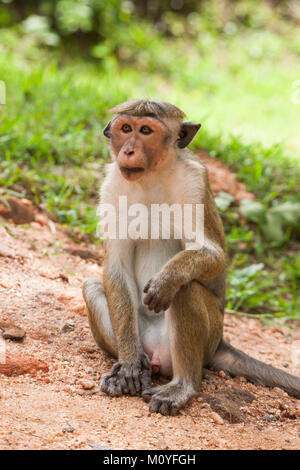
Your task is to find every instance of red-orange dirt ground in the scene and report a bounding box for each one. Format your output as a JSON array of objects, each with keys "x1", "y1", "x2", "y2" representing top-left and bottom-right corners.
[
  {"x1": 0, "y1": 153, "x2": 299, "y2": 451},
  {"x1": 0, "y1": 217, "x2": 299, "y2": 450}
]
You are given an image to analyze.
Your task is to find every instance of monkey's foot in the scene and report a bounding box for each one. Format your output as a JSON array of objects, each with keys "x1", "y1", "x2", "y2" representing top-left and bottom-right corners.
[
  {"x1": 101, "y1": 354, "x2": 152, "y2": 397},
  {"x1": 142, "y1": 379, "x2": 197, "y2": 416}
]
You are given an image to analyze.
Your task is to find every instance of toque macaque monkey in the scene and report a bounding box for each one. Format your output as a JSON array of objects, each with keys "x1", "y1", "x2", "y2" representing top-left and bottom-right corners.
[{"x1": 83, "y1": 99, "x2": 300, "y2": 415}]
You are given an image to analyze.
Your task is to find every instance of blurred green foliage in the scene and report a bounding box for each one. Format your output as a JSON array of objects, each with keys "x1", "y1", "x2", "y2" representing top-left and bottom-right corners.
[
  {"x1": 0, "y1": 0, "x2": 299, "y2": 320},
  {"x1": 1, "y1": 0, "x2": 300, "y2": 148}
]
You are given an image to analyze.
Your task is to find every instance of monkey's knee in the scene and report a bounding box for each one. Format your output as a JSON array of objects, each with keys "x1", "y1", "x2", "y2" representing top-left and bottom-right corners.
[
  {"x1": 83, "y1": 277, "x2": 104, "y2": 306},
  {"x1": 174, "y1": 281, "x2": 209, "y2": 315},
  {"x1": 82, "y1": 278, "x2": 117, "y2": 357},
  {"x1": 179, "y1": 280, "x2": 222, "y2": 318}
]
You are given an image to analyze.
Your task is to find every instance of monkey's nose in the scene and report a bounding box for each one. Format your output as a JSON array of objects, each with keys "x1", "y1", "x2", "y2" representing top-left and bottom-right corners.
[{"x1": 125, "y1": 149, "x2": 134, "y2": 156}]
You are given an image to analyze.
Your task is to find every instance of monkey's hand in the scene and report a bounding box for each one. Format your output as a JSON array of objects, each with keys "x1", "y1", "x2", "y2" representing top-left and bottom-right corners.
[
  {"x1": 143, "y1": 272, "x2": 183, "y2": 313},
  {"x1": 100, "y1": 353, "x2": 152, "y2": 397}
]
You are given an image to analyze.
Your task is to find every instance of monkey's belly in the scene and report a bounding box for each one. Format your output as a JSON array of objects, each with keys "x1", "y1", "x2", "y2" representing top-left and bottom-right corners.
[
  {"x1": 134, "y1": 239, "x2": 182, "y2": 297},
  {"x1": 134, "y1": 239, "x2": 180, "y2": 376}
]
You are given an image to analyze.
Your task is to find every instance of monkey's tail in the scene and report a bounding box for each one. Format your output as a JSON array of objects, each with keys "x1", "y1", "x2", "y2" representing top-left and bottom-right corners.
[{"x1": 210, "y1": 339, "x2": 300, "y2": 399}]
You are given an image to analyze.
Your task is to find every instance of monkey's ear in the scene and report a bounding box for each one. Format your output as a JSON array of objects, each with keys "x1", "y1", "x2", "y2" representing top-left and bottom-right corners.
[
  {"x1": 177, "y1": 121, "x2": 201, "y2": 148},
  {"x1": 103, "y1": 120, "x2": 111, "y2": 138}
]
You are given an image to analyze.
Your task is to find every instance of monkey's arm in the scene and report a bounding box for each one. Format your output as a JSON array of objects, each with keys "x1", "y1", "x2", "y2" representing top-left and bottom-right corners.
[
  {"x1": 144, "y1": 191, "x2": 226, "y2": 313},
  {"x1": 143, "y1": 243, "x2": 226, "y2": 313}
]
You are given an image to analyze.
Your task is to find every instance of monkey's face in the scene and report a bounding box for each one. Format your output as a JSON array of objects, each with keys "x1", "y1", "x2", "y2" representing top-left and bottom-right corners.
[{"x1": 106, "y1": 115, "x2": 176, "y2": 181}]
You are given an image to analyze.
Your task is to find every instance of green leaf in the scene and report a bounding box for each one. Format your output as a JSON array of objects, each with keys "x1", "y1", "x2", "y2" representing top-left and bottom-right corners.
[
  {"x1": 237, "y1": 263, "x2": 265, "y2": 278},
  {"x1": 262, "y1": 211, "x2": 285, "y2": 243},
  {"x1": 269, "y1": 202, "x2": 300, "y2": 226},
  {"x1": 239, "y1": 198, "x2": 266, "y2": 223},
  {"x1": 214, "y1": 191, "x2": 235, "y2": 211}
]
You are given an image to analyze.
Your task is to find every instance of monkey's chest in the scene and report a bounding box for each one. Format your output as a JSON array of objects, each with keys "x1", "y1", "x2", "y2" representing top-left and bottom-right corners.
[{"x1": 134, "y1": 239, "x2": 181, "y2": 304}]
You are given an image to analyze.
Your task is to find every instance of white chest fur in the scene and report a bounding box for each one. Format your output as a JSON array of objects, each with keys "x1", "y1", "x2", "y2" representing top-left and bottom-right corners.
[{"x1": 99, "y1": 154, "x2": 205, "y2": 302}]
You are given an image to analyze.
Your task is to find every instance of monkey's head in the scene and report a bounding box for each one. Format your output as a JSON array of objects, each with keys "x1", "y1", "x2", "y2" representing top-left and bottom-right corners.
[{"x1": 103, "y1": 99, "x2": 201, "y2": 181}]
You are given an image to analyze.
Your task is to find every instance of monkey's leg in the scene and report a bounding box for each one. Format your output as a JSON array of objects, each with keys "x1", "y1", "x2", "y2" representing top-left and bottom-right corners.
[
  {"x1": 82, "y1": 278, "x2": 117, "y2": 357},
  {"x1": 143, "y1": 282, "x2": 223, "y2": 415},
  {"x1": 83, "y1": 277, "x2": 152, "y2": 397}
]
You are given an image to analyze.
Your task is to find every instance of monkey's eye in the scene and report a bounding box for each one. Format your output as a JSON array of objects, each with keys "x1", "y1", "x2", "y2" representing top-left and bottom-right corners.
[
  {"x1": 140, "y1": 125, "x2": 153, "y2": 135},
  {"x1": 121, "y1": 124, "x2": 132, "y2": 133}
]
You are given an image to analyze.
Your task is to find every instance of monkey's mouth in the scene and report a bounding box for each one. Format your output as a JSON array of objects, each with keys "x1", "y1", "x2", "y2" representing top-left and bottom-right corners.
[{"x1": 120, "y1": 166, "x2": 145, "y2": 179}]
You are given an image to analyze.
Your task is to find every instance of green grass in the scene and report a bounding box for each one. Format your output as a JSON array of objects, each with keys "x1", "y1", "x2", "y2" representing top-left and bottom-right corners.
[{"x1": 0, "y1": 10, "x2": 299, "y2": 321}]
